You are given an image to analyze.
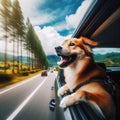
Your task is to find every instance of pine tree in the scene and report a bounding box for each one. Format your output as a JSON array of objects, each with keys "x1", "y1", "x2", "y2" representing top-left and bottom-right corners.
[
  {"x1": 10, "y1": 0, "x2": 25, "y2": 73},
  {"x1": 0, "y1": 0, "x2": 12, "y2": 72},
  {"x1": 25, "y1": 19, "x2": 49, "y2": 70}
]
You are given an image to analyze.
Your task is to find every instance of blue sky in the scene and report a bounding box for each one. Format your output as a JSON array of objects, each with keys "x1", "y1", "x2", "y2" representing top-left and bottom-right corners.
[
  {"x1": 34, "y1": 0, "x2": 83, "y2": 36},
  {"x1": 19, "y1": 0, "x2": 93, "y2": 36}
]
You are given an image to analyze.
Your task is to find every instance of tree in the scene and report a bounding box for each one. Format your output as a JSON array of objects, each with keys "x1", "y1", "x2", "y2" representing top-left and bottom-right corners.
[
  {"x1": 24, "y1": 18, "x2": 32, "y2": 70},
  {"x1": 25, "y1": 18, "x2": 49, "y2": 70},
  {"x1": 10, "y1": 0, "x2": 25, "y2": 73},
  {"x1": 0, "y1": 0, "x2": 12, "y2": 72}
]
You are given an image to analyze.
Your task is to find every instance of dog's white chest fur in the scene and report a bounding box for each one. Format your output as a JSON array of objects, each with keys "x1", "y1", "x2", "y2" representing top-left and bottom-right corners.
[{"x1": 64, "y1": 67, "x2": 78, "y2": 89}]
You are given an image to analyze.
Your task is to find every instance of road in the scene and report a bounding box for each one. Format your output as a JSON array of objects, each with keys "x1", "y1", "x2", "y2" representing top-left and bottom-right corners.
[{"x1": 0, "y1": 71, "x2": 57, "y2": 120}]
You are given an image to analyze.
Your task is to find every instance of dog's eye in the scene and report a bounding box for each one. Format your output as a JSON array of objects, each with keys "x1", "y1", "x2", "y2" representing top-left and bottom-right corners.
[{"x1": 69, "y1": 42, "x2": 75, "y2": 46}]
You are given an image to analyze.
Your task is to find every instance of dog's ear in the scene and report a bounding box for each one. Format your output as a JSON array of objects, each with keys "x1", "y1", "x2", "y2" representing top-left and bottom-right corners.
[{"x1": 80, "y1": 36, "x2": 98, "y2": 46}]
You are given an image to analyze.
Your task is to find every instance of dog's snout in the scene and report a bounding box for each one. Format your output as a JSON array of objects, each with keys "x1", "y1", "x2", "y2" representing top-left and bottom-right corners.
[{"x1": 55, "y1": 46, "x2": 62, "y2": 52}]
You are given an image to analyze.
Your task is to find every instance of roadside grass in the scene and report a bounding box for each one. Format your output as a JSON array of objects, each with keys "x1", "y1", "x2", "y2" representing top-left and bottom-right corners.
[{"x1": 0, "y1": 71, "x2": 41, "y2": 89}]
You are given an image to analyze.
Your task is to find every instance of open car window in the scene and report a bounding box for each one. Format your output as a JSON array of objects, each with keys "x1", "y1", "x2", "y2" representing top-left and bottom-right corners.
[{"x1": 93, "y1": 48, "x2": 120, "y2": 67}]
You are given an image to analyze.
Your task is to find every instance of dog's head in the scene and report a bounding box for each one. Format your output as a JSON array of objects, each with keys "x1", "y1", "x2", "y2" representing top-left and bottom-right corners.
[{"x1": 55, "y1": 36, "x2": 98, "y2": 68}]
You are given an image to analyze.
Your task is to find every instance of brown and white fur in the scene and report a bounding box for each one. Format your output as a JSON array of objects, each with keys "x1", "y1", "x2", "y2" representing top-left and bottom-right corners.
[{"x1": 55, "y1": 36, "x2": 119, "y2": 120}]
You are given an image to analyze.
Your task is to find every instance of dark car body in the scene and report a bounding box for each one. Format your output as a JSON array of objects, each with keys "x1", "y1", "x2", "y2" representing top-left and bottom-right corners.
[
  {"x1": 41, "y1": 70, "x2": 48, "y2": 76},
  {"x1": 49, "y1": 0, "x2": 120, "y2": 120}
]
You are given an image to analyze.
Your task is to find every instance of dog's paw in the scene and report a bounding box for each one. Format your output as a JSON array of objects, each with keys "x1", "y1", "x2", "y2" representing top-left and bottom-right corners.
[
  {"x1": 60, "y1": 95, "x2": 76, "y2": 108},
  {"x1": 58, "y1": 87, "x2": 67, "y2": 97},
  {"x1": 60, "y1": 92, "x2": 87, "y2": 108},
  {"x1": 57, "y1": 85, "x2": 69, "y2": 97}
]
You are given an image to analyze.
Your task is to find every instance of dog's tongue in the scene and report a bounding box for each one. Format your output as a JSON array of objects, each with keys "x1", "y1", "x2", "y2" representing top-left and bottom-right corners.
[{"x1": 57, "y1": 58, "x2": 68, "y2": 66}]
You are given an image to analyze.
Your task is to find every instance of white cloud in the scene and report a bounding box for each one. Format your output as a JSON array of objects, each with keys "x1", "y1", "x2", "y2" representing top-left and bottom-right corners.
[
  {"x1": 19, "y1": 0, "x2": 44, "y2": 25},
  {"x1": 19, "y1": 0, "x2": 55, "y2": 26},
  {"x1": 66, "y1": 0, "x2": 93, "y2": 28},
  {"x1": 19, "y1": 0, "x2": 35, "y2": 18},
  {"x1": 30, "y1": 14, "x2": 55, "y2": 25},
  {"x1": 53, "y1": 21, "x2": 70, "y2": 32},
  {"x1": 19, "y1": 0, "x2": 93, "y2": 30},
  {"x1": 19, "y1": 0, "x2": 41, "y2": 18},
  {"x1": 34, "y1": 26, "x2": 70, "y2": 55}
]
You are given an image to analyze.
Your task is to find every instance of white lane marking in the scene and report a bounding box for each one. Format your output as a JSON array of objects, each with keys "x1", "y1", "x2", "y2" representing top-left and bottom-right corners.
[
  {"x1": 0, "y1": 74, "x2": 40, "y2": 95},
  {"x1": 6, "y1": 77, "x2": 48, "y2": 120}
]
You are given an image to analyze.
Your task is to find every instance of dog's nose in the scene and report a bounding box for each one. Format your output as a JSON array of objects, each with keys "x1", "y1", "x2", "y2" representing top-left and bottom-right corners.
[{"x1": 55, "y1": 46, "x2": 62, "y2": 52}]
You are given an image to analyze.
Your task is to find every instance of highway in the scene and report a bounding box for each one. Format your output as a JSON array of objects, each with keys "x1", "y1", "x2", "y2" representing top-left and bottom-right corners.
[{"x1": 0, "y1": 71, "x2": 57, "y2": 120}]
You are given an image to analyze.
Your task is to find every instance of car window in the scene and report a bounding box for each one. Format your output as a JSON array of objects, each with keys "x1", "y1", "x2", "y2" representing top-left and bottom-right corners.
[{"x1": 93, "y1": 48, "x2": 120, "y2": 67}]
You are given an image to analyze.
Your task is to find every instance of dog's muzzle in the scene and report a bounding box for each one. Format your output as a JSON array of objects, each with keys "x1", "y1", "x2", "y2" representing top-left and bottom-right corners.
[
  {"x1": 55, "y1": 46, "x2": 77, "y2": 68},
  {"x1": 55, "y1": 46, "x2": 62, "y2": 55}
]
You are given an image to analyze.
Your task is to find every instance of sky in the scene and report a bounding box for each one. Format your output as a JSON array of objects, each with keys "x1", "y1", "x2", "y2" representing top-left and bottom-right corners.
[
  {"x1": 18, "y1": 0, "x2": 93, "y2": 55},
  {"x1": 19, "y1": 0, "x2": 92, "y2": 36},
  {"x1": 0, "y1": 0, "x2": 94, "y2": 55}
]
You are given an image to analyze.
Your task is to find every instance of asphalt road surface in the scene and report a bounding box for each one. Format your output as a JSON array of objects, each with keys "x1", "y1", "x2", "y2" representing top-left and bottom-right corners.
[{"x1": 0, "y1": 71, "x2": 57, "y2": 120}]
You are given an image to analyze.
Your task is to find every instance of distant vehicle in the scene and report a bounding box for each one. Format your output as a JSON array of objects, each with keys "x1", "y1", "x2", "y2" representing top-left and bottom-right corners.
[
  {"x1": 41, "y1": 70, "x2": 48, "y2": 76},
  {"x1": 50, "y1": 70, "x2": 53, "y2": 73}
]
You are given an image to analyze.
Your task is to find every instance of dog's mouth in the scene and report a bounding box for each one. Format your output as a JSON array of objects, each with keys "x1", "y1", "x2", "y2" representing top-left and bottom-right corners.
[{"x1": 57, "y1": 54, "x2": 77, "y2": 67}]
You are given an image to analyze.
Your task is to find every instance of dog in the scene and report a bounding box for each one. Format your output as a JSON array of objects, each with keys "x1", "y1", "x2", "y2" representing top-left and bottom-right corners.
[{"x1": 55, "y1": 36, "x2": 120, "y2": 120}]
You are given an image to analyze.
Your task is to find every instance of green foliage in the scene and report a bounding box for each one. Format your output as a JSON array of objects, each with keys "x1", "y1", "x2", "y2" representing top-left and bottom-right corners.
[
  {"x1": 25, "y1": 21, "x2": 49, "y2": 69},
  {"x1": 0, "y1": 73, "x2": 13, "y2": 82},
  {"x1": 94, "y1": 52, "x2": 120, "y2": 67},
  {"x1": 0, "y1": 0, "x2": 12, "y2": 32},
  {"x1": 54, "y1": 66, "x2": 60, "y2": 71},
  {"x1": 47, "y1": 55, "x2": 60, "y2": 67}
]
